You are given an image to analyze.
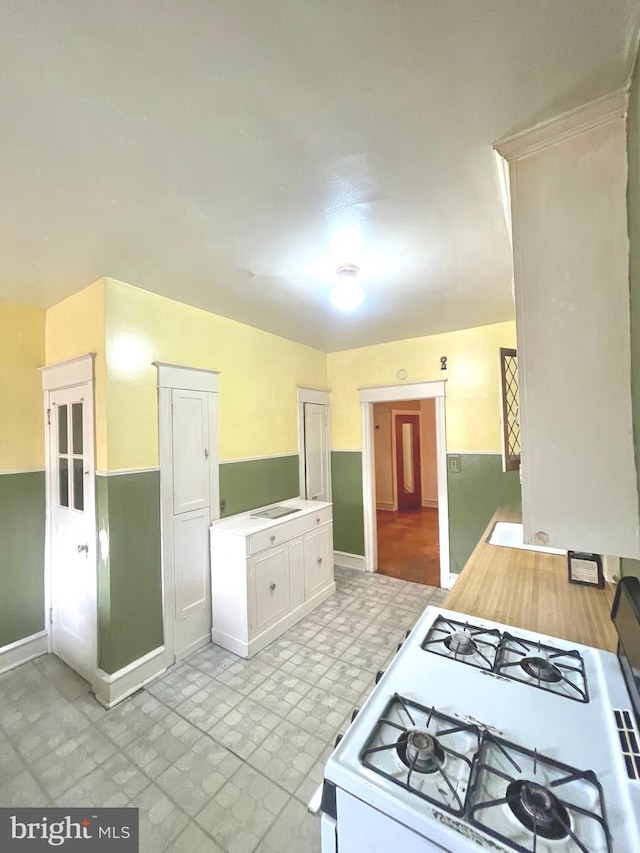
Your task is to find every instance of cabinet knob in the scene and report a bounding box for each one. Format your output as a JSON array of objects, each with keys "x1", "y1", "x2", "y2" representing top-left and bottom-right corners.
[
  {"x1": 270, "y1": 534, "x2": 276, "y2": 543},
  {"x1": 317, "y1": 557, "x2": 323, "y2": 565},
  {"x1": 316, "y1": 517, "x2": 321, "y2": 523},
  {"x1": 270, "y1": 582, "x2": 276, "y2": 592}
]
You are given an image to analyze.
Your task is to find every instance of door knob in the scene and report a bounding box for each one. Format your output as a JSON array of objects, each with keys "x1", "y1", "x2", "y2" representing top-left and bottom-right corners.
[
  {"x1": 270, "y1": 582, "x2": 277, "y2": 592},
  {"x1": 317, "y1": 557, "x2": 323, "y2": 564}
]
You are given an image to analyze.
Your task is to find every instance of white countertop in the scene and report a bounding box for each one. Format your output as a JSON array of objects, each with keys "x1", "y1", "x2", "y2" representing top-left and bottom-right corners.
[{"x1": 210, "y1": 497, "x2": 332, "y2": 535}]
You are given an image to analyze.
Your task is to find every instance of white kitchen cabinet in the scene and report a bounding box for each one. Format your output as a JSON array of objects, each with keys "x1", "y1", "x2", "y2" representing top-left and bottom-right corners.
[
  {"x1": 210, "y1": 498, "x2": 335, "y2": 657},
  {"x1": 496, "y1": 92, "x2": 640, "y2": 558}
]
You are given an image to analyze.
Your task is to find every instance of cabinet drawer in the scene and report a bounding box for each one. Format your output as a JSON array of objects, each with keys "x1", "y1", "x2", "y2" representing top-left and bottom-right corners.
[{"x1": 248, "y1": 506, "x2": 333, "y2": 555}]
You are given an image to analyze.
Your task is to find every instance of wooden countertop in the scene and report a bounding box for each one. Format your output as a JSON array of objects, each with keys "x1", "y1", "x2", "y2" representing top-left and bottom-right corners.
[{"x1": 444, "y1": 507, "x2": 618, "y2": 652}]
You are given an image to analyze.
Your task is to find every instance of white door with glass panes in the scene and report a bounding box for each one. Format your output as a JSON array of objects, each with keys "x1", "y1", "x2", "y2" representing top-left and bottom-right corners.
[{"x1": 49, "y1": 385, "x2": 96, "y2": 681}]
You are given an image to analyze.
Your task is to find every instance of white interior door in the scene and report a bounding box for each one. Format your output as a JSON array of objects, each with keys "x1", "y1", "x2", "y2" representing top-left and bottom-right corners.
[
  {"x1": 49, "y1": 384, "x2": 96, "y2": 681},
  {"x1": 304, "y1": 402, "x2": 330, "y2": 502},
  {"x1": 171, "y1": 387, "x2": 213, "y2": 658}
]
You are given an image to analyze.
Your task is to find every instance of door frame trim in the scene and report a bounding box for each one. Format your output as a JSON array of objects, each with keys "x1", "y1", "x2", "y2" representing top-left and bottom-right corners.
[
  {"x1": 297, "y1": 386, "x2": 331, "y2": 501},
  {"x1": 359, "y1": 380, "x2": 452, "y2": 588},
  {"x1": 156, "y1": 363, "x2": 219, "y2": 667},
  {"x1": 40, "y1": 353, "x2": 98, "y2": 685}
]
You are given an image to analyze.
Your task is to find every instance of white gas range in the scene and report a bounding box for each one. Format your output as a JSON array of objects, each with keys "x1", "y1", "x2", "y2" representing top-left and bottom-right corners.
[{"x1": 319, "y1": 577, "x2": 640, "y2": 853}]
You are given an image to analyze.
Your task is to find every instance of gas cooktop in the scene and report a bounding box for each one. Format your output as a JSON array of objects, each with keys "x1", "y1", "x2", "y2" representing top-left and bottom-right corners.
[{"x1": 321, "y1": 595, "x2": 640, "y2": 853}]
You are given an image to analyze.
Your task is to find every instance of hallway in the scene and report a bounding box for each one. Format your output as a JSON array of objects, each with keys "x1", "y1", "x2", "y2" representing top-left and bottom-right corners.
[{"x1": 376, "y1": 507, "x2": 440, "y2": 587}]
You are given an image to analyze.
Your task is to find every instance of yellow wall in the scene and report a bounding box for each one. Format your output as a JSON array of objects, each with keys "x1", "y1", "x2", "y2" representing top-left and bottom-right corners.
[
  {"x1": 327, "y1": 321, "x2": 517, "y2": 451},
  {"x1": 45, "y1": 279, "x2": 108, "y2": 469},
  {"x1": 0, "y1": 301, "x2": 46, "y2": 470},
  {"x1": 104, "y1": 279, "x2": 328, "y2": 470}
]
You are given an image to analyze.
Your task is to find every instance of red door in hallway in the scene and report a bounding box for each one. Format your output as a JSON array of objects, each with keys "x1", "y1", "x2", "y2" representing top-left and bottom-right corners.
[{"x1": 395, "y1": 414, "x2": 422, "y2": 509}]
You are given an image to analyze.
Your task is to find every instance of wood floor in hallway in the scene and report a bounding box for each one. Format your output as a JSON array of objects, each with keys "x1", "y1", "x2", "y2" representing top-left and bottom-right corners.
[{"x1": 376, "y1": 507, "x2": 440, "y2": 587}]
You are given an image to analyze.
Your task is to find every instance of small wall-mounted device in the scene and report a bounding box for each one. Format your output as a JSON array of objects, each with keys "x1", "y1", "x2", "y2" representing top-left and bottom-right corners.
[
  {"x1": 440, "y1": 356, "x2": 447, "y2": 370},
  {"x1": 567, "y1": 551, "x2": 604, "y2": 588}
]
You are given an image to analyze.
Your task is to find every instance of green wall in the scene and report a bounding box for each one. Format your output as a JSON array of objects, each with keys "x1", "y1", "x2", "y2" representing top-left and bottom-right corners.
[
  {"x1": 447, "y1": 453, "x2": 522, "y2": 574},
  {"x1": 331, "y1": 451, "x2": 365, "y2": 556},
  {"x1": 96, "y1": 471, "x2": 163, "y2": 674},
  {"x1": 219, "y1": 455, "x2": 299, "y2": 517},
  {"x1": 622, "y1": 47, "x2": 640, "y2": 582},
  {"x1": 0, "y1": 472, "x2": 46, "y2": 647}
]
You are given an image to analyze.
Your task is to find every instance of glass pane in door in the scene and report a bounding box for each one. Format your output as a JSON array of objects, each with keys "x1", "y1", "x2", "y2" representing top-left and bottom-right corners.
[
  {"x1": 73, "y1": 459, "x2": 84, "y2": 511},
  {"x1": 402, "y1": 423, "x2": 415, "y2": 493},
  {"x1": 59, "y1": 458, "x2": 69, "y2": 507},
  {"x1": 72, "y1": 402, "x2": 83, "y2": 454},
  {"x1": 58, "y1": 405, "x2": 68, "y2": 454}
]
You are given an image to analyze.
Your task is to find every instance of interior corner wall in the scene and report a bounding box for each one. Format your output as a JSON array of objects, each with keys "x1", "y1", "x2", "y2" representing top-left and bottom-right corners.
[
  {"x1": 327, "y1": 321, "x2": 521, "y2": 569},
  {"x1": 0, "y1": 301, "x2": 46, "y2": 647},
  {"x1": 622, "y1": 46, "x2": 640, "y2": 581},
  {"x1": 94, "y1": 278, "x2": 328, "y2": 672}
]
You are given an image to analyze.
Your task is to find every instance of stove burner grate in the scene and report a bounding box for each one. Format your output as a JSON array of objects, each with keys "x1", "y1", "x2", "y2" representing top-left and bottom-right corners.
[
  {"x1": 361, "y1": 693, "x2": 480, "y2": 816},
  {"x1": 467, "y1": 733, "x2": 612, "y2": 853},
  {"x1": 421, "y1": 616, "x2": 501, "y2": 670},
  {"x1": 506, "y1": 780, "x2": 569, "y2": 840},
  {"x1": 495, "y1": 633, "x2": 589, "y2": 702}
]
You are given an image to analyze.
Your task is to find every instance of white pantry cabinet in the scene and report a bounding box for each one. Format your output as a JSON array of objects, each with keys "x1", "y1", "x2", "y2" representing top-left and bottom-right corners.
[
  {"x1": 209, "y1": 498, "x2": 335, "y2": 657},
  {"x1": 496, "y1": 92, "x2": 640, "y2": 558}
]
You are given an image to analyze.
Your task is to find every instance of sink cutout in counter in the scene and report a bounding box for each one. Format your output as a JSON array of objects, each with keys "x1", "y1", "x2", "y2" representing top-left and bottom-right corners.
[
  {"x1": 250, "y1": 506, "x2": 302, "y2": 520},
  {"x1": 487, "y1": 521, "x2": 566, "y2": 555}
]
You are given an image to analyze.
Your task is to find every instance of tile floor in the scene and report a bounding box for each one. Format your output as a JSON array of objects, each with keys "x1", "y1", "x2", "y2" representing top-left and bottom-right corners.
[{"x1": 0, "y1": 567, "x2": 448, "y2": 852}]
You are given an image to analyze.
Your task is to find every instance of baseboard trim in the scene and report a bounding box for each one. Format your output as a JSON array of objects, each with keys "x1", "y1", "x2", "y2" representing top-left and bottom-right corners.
[
  {"x1": 0, "y1": 630, "x2": 48, "y2": 675},
  {"x1": 376, "y1": 502, "x2": 396, "y2": 512},
  {"x1": 93, "y1": 645, "x2": 167, "y2": 709},
  {"x1": 333, "y1": 551, "x2": 366, "y2": 571},
  {"x1": 422, "y1": 499, "x2": 439, "y2": 509}
]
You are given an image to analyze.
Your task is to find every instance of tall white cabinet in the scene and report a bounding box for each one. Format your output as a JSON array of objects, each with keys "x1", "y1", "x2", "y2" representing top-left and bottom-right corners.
[
  {"x1": 210, "y1": 498, "x2": 335, "y2": 657},
  {"x1": 496, "y1": 91, "x2": 640, "y2": 558}
]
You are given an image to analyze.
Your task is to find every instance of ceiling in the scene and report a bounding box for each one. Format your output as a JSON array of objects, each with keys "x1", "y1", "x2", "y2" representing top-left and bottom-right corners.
[{"x1": 1, "y1": 1, "x2": 639, "y2": 351}]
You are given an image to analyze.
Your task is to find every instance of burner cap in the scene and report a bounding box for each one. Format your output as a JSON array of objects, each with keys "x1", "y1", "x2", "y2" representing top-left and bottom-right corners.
[
  {"x1": 520, "y1": 656, "x2": 563, "y2": 683},
  {"x1": 444, "y1": 630, "x2": 477, "y2": 656},
  {"x1": 396, "y1": 729, "x2": 444, "y2": 774},
  {"x1": 506, "y1": 780, "x2": 570, "y2": 840}
]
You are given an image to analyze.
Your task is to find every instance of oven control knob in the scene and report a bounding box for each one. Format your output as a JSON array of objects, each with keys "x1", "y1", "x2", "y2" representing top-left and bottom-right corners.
[
  {"x1": 375, "y1": 670, "x2": 385, "y2": 684},
  {"x1": 396, "y1": 642, "x2": 403, "y2": 652},
  {"x1": 405, "y1": 630, "x2": 411, "y2": 638},
  {"x1": 351, "y1": 709, "x2": 359, "y2": 723},
  {"x1": 334, "y1": 733, "x2": 343, "y2": 748}
]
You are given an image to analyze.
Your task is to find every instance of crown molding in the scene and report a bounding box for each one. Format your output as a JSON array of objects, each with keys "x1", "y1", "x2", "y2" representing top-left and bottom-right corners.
[{"x1": 494, "y1": 89, "x2": 628, "y2": 161}]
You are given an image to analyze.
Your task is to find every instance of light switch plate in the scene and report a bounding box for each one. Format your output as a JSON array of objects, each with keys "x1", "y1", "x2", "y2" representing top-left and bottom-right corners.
[{"x1": 448, "y1": 454, "x2": 461, "y2": 474}]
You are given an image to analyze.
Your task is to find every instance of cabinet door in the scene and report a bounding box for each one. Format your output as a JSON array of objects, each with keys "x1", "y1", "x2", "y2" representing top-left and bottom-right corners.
[
  {"x1": 304, "y1": 523, "x2": 333, "y2": 599},
  {"x1": 251, "y1": 545, "x2": 290, "y2": 635}
]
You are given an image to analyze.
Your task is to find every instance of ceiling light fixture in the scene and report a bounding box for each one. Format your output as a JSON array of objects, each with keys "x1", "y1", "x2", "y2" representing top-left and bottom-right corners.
[{"x1": 331, "y1": 264, "x2": 364, "y2": 312}]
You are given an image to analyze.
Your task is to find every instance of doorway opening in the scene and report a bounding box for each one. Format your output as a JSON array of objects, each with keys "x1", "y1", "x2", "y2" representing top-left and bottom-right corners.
[
  {"x1": 373, "y1": 400, "x2": 440, "y2": 586},
  {"x1": 360, "y1": 380, "x2": 451, "y2": 589}
]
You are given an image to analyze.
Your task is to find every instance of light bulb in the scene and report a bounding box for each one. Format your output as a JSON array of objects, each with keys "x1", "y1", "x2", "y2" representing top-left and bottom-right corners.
[
  {"x1": 330, "y1": 279, "x2": 364, "y2": 311},
  {"x1": 331, "y1": 263, "x2": 364, "y2": 311}
]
